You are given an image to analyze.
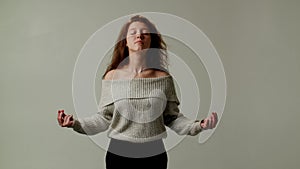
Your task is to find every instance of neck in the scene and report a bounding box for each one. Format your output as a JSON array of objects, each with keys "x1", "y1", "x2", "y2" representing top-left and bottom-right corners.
[{"x1": 127, "y1": 51, "x2": 147, "y2": 73}]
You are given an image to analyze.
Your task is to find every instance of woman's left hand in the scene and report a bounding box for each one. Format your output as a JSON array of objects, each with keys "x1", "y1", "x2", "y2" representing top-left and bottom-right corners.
[{"x1": 200, "y1": 112, "x2": 218, "y2": 130}]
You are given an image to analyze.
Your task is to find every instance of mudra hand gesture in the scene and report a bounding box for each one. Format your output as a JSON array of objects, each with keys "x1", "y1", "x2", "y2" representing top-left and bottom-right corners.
[
  {"x1": 57, "y1": 110, "x2": 74, "y2": 127},
  {"x1": 200, "y1": 112, "x2": 218, "y2": 130}
]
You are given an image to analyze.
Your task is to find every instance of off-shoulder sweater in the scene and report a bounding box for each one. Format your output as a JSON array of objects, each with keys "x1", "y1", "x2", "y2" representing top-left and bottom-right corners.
[{"x1": 72, "y1": 75, "x2": 202, "y2": 143}]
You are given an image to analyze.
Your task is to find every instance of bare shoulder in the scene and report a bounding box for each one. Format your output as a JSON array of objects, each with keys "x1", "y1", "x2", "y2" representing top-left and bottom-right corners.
[
  {"x1": 154, "y1": 69, "x2": 170, "y2": 77},
  {"x1": 103, "y1": 70, "x2": 115, "y2": 80}
]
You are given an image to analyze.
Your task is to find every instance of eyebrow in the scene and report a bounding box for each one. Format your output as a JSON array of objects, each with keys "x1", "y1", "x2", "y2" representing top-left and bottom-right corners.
[{"x1": 128, "y1": 27, "x2": 149, "y2": 31}]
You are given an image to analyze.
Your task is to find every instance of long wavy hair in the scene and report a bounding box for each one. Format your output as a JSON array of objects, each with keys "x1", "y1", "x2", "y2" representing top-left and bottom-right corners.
[{"x1": 102, "y1": 15, "x2": 168, "y2": 78}]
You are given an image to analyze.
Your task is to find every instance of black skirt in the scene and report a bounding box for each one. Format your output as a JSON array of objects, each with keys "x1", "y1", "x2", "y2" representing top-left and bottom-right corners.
[{"x1": 105, "y1": 139, "x2": 168, "y2": 169}]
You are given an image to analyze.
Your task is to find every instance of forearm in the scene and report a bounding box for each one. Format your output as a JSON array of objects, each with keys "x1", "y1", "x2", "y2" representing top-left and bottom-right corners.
[
  {"x1": 71, "y1": 104, "x2": 114, "y2": 135},
  {"x1": 167, "y1": 113, "x2": 202, "y2": 136},
  {"x1": 72, "y1": 119, "x2": 87, "y2": 134},
  {"x1": 72, "y1": 114, "x2": 111, "y2": 135}
]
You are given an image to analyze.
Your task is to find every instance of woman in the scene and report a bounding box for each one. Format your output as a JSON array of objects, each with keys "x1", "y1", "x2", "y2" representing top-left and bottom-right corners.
[{"x1": 57, "y1": 15, "x2": 218, "y2": 169}]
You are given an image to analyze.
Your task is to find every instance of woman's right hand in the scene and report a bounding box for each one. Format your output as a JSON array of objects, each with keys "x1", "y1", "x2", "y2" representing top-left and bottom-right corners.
[{"x1": 57, "y1": 110, "x2": 74, "y2": 127}]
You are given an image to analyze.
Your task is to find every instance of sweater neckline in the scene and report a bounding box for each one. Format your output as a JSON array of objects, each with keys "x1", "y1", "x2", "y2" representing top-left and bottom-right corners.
[{"x1": 102, "y1": 75, "x2": 172, "y2": 82}]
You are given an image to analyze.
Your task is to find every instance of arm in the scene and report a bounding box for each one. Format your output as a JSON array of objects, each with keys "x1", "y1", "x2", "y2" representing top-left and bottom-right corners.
[
  {"x1": 163, "y1": 101, "x2": 202, "y2": 136},
  {"x1": 57, "y1": 103, "x2": 114, "y2": 135},
  {"x1": 163, "y1": 101, "x2": 218, "y2": 136},
  {"x1": 57, "y1": 71, "x2": 116, "y2": 135},
  {"x1": 72, "y1": 103, "x2": 114, "y2": 135},
  {"x1": 72, "y1": 70, "x2": 115, "y2": 135}
]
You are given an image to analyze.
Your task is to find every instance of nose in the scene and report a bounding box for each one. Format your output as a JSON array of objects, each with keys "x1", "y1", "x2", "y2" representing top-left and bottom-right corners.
[
  {"x1": 136, "y1": 33, "x2": 143, "y2": 39},
  {"x1": 136, "y1": 31, "x2": 144, "y2": 39}
]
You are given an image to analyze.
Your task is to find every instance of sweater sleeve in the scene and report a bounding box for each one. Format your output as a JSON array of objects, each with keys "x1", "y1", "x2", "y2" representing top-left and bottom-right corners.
[
  {"x1": 163, "y1": 101, "x2": 202, "y2": 136},
  {"x1": 72, "y1": 103, "x2": 114, "y2": 135}
]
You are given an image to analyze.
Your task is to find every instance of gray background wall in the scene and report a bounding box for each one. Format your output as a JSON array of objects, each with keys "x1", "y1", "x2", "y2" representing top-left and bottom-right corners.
[{"x1": 1, "y1": 0, "x2": 299, "y2": 169}]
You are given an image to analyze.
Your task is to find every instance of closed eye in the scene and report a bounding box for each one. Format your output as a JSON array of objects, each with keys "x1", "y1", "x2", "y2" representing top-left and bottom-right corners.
[{"x1": 128, "y1": 29, "x2": 150, "y2": 35}]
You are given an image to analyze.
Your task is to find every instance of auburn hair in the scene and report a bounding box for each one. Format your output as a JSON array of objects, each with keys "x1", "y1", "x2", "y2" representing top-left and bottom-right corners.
[{"x1": 102, "y1": 15, "x2": 168, "y2": 78}]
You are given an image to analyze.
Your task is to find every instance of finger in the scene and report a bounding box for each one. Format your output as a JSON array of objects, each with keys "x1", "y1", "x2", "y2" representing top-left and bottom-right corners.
[
  {"x1": 62, "y1": 115, "x2": 71, "y2": 127},
  {"x1": 205, "y1": 118, "x2": 210, "y2": 129},
  {"x1": 213, "y1": 112, "x2": 218, "y2": 128},
  {"x1": 200, "y1": 119, "x2": 207, "y2": 129},
  {"x1": 207, "y1": 115, "x2": 212, "y2": 129},
  {"x1": 67, "y1": 115, "x2": 74, "y2": 122},
  {"x1": 57, "y1": 110, "x2": 64, "y2": 126},
  {"x1": 70, "y1": 114, "x2": 74, "y2": 121},
  {"x1": 210, "y1": 114, "x2": 214, "y2": 129},
  {"x1": 63, "y1": 115, "x2": 74, "y2": 127},
  {"x1": 61, "y1": 110, "x2": 66, "y2": 119},
  {"x1": 205, "y1": 117, "x2": 210, "y2": 129}
]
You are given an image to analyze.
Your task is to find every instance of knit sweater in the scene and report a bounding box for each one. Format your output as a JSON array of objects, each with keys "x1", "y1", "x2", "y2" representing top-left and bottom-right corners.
[{"x1": 72, "y1": 75, "x2": 202, "y2": 143}]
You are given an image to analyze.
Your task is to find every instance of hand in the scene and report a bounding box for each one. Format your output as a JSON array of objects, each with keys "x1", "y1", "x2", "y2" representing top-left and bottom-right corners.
[
  {"x1": 200, "y1": 112, "x2": 218, "y2": 130},
  {"x1": 57, "y1": 109, "x2": 74, "y2": 127}
]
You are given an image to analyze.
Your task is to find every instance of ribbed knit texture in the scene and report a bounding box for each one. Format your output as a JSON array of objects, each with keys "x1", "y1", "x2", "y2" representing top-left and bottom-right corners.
[{"x1": 72, "y1": 75, "x2": 202, "y2": 143}]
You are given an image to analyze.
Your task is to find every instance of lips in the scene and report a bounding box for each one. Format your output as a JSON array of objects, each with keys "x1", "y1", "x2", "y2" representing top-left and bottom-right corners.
[{"x1": 135, "y1": 40, "x2": 144, "y2": 45}]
